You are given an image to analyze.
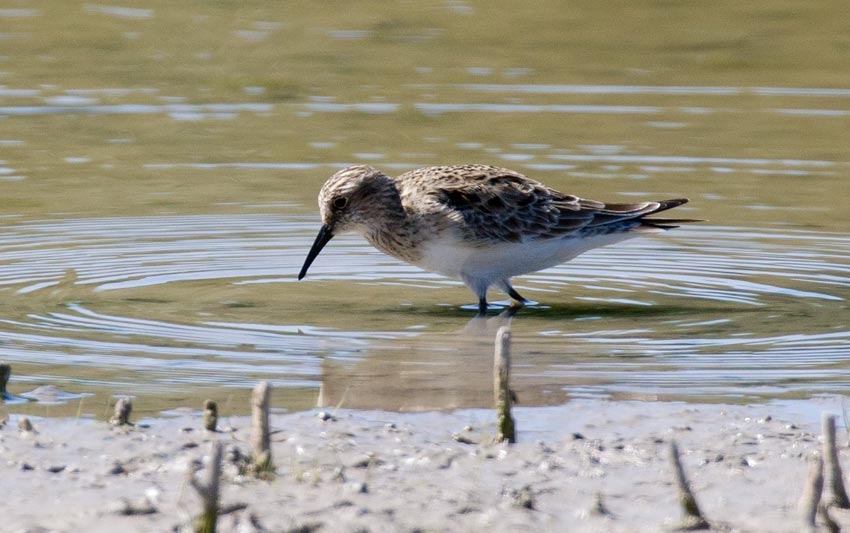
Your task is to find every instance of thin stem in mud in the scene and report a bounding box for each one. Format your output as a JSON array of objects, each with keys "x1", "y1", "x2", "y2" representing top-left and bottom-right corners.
[
  {"x1": 822, "y1": 413, "x2": 850, "y2": 508},
  {"x1": 190, "y1": 441, "x2": 223, "y2": 533},
  {"x1": 798, "y1": 455, "x2": 823, "y2": 529},
  {"x1": 493, "y1": 326, "x2": 515, "y2": 444},
  {"x1": 110, "y1": 397, "x2": 132, "y2": 426},
  {"x1": 0, "y1": 362, "x2": 10, "y2": 397},
  {"x1": 203, "y1": 399, "x2": 218, "y2": 432},
  {"x1": 669, "y1": 440, "x2": 710, "y2": 530},
  {"x1": 251, "y1": 381, "x2": 274, "y2": 478}
]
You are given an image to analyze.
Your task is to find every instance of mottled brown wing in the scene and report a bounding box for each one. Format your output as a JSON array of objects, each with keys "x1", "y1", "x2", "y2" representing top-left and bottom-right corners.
[
  {"x1": 398, "y1": 165, "x2": 689, "y2": 243},
  {"x1": 404, "y1": 166, "x2": 587, "y2": 242}
]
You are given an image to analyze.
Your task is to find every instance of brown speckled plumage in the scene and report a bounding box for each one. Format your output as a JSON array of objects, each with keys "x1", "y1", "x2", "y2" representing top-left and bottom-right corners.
[{"x1": 300, "y1": 164, "x2": 695, "y2": 313}]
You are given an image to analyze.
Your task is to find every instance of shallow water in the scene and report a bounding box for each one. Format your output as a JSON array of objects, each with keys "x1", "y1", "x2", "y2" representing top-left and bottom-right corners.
[{"x1": 2, "y1": 1, "x2": 849, "y2": 417}]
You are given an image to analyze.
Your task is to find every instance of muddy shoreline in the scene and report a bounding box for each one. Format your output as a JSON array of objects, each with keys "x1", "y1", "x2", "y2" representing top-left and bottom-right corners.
[{"x1": 3, "y1": 397, "x2": 849, "y2": 532}]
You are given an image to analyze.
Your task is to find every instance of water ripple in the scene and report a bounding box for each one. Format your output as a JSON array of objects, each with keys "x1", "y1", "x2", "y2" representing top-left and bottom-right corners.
[
  {"x1": 1, "y1": 213, "x2": 849, "y2": 405},
  {"x1": 2, "y1": 215, "x2": 848, "y2": 304}
]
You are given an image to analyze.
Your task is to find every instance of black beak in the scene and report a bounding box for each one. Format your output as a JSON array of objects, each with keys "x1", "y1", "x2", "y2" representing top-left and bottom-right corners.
[{"x1": 298, "y1": 224, "x2": 334, "y2": 280}]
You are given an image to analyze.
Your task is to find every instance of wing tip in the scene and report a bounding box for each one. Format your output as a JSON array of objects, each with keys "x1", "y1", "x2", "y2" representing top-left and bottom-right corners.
[
  {"x1": 654, "y1": 198, "x2": 689, "y2": 212},
  {"x1": 639, "y1": 199, "x2": 700, "y2": 229}
]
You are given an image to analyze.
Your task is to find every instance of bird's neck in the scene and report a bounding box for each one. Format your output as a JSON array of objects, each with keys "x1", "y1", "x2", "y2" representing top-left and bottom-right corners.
[
  {"x1": 364, "y1": 178, "x2": 406, "y2": 225},
  {"x1": 358, "y1": 183, "x2": 425, "y2": 262}
]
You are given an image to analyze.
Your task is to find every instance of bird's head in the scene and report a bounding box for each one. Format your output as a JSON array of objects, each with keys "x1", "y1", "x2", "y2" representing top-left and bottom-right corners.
[{"x1": 298, "y1": 165, "x2": 398, "y2": 280}]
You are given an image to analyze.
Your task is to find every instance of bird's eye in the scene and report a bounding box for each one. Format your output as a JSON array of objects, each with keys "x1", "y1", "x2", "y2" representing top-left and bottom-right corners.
[{"x1": 333, "y1": 197, "x2": 348, "y2": 209}]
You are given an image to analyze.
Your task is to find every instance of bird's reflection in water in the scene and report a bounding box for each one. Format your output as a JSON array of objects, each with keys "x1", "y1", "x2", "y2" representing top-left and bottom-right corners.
[
  {"x1": 460, "y1": 303, "x2": 522, "y2": 336},
  {"x1": 315, "y1": 302, "x2": 574, "y2": 412}
]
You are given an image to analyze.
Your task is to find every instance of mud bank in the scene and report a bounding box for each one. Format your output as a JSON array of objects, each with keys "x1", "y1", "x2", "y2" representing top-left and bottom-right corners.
[{"x1": 2, "y1": 398, "x2": 847, "y2": 532}]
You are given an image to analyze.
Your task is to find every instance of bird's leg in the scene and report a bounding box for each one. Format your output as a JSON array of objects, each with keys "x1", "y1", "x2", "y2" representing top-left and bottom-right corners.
[
  {"x1": 503, "y1": 283, "x2": 529, "y2": 306},
  {"x1": 463, "y1": 275, "x2": 490, "y2": 316}
]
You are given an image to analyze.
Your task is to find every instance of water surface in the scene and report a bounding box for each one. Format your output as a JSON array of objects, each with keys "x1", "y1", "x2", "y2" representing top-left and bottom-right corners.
[{"x1": 1, "y1": 1, "x2": 849, "y2": 417}]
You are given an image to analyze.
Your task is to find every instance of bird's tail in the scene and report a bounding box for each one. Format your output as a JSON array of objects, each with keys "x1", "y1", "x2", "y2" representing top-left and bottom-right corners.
[{"x1": 638, "y1": 198, "x2": 703, "y2": 229}]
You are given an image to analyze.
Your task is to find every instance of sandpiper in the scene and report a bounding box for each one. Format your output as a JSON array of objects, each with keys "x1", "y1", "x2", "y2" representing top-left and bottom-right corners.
[{"x1": 298, "y1": 165, "x2": 695, "y2": 314}]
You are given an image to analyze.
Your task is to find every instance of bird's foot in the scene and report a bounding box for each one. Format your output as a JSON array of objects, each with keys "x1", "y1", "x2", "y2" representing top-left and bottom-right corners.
[{"x1": 506, "y1": 287, "x2": 530, "y2": 306}]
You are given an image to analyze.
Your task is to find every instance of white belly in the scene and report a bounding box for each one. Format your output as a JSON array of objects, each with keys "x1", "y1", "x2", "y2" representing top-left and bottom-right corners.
[{"x1": 417, "y1": 232, "x2": 646, "y2": 283}]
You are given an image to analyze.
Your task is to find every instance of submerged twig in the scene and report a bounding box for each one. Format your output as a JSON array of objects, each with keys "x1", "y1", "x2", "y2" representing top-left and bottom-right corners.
[
  {"x1": 250, "y1": 381, "x2": 274, "y2": 478},
  {"x1": 799, "y1": 455, "x2": 824, "y2": 530},
  {"x1": 493, "y1": 326, "x2": 515, "y2": 444},
  {"x1": 822, "y1": 413, "x2": 850, "y2": 509},
  {"x1": 190, "y1": 441, "x2": 223, "y2": 533},
  {"x1": 669, "y1": 440, "x2": 710, "y2": 530}
]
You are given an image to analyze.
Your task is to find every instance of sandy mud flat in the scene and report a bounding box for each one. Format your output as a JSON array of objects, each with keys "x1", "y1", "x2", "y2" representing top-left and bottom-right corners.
[{"x1": 2, "y1": 398, "x2": 848, "y2": 532}]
